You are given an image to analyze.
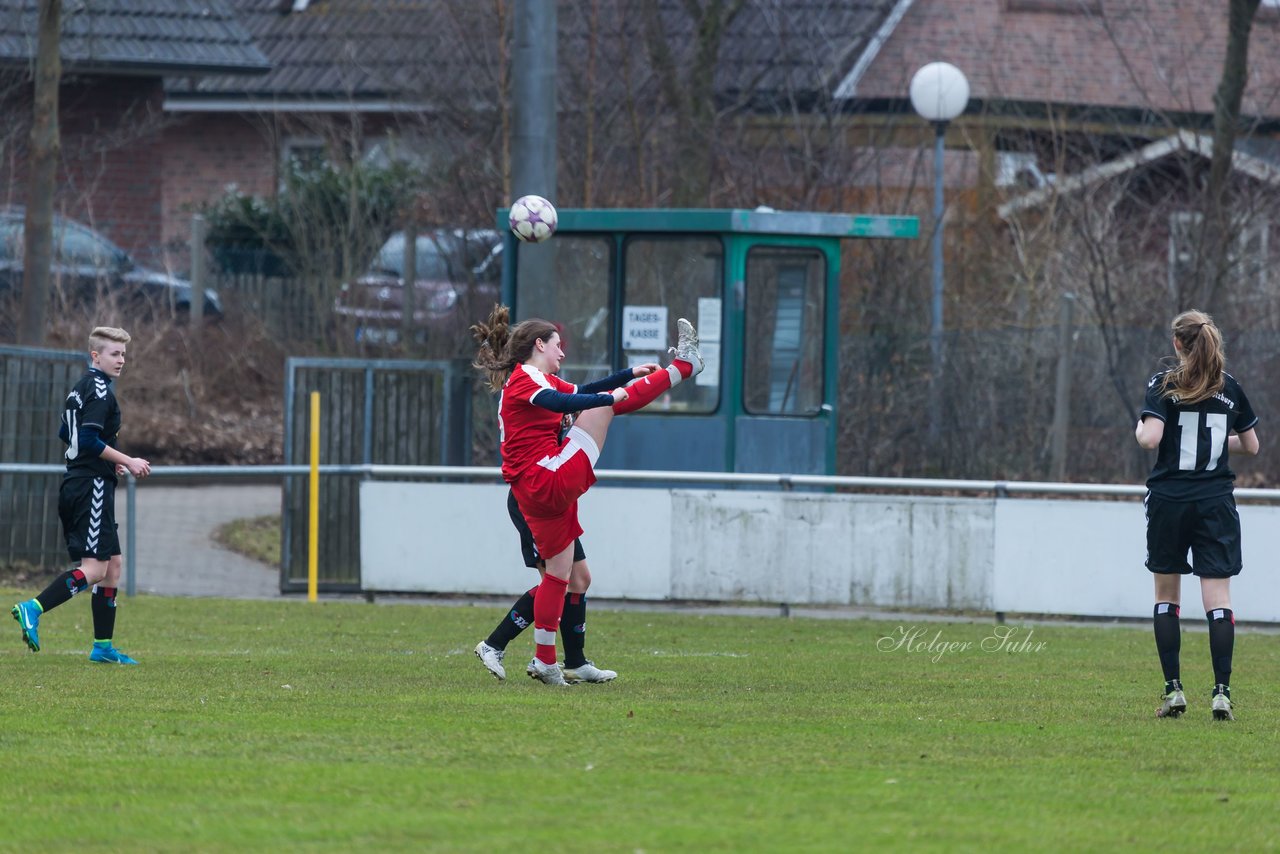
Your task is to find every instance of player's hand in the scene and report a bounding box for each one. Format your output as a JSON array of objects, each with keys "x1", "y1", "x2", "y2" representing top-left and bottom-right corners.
[
  {"x1": 610, "y1": 387, "x2": 629, "y2": 404},
  {"x1": 115, "y1": 463, "x2": 128, "y2": 477},
  {"x1": 127, "y1": 457, "x2": 152, "y2": 478},
  {"x1": 631, "y1": 362, "x2": 660, "y2": 377}
]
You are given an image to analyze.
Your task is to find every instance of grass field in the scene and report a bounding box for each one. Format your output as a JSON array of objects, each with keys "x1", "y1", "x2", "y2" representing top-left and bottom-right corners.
[{"x1": 2, "y1": 590, "x2": 1278, "y2": 852}]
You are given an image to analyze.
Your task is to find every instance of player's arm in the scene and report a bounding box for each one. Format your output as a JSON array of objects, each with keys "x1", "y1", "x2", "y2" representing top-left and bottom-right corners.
[
  {"x1": 78, "y1": 422, "x2": 151, "y2": 477},
  {"x1": 1136, "y1": 375, "x2": 1167, "y2": 450},
  {"x1": 577, "y1": 364, "x2": 660, "y2": 394},
  {"x1": 1135, "y1": 414, "x2": 1164, "y2": 449},
  {"x1": 530, "y1": 387, "x2": 624, "y2": 413},
  {"x1": 1230, "y1": 428, "x2": 1259, "y2": 456},
  {"x1": 578, "y1": 368, "x2": 637, "y2": 394},
  {"x1": 100, "y1": 444, "x2": 151, "y2": 477}
]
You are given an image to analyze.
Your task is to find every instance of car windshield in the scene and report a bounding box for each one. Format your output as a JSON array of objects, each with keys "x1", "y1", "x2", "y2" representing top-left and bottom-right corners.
[
  {"x1": 372, "y1": 231, "x2": 498, "y2": 281},
  {"x1": 0, "y1": 215, "x2": 127, "y2": 266}
]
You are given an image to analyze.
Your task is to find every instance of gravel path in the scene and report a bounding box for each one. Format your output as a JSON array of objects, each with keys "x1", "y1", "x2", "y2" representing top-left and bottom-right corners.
[{"x1": 118, "y1": 484, "x2": 282, "y2": 598}]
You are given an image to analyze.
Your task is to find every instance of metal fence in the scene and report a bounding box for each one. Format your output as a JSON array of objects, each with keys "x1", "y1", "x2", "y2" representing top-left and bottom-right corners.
[
  {"x1": 214, "y1": 273, "x2": 330, "y2": 342},
  {"x1": 280, "y1": 357, "x2": 476, "y2": 592},
  {"x1": 0, "y1": 345, "x2": 86, "y2": 568},
  {"x1": 7, "y1": 460, "x2": 1280, "y2": 599}
]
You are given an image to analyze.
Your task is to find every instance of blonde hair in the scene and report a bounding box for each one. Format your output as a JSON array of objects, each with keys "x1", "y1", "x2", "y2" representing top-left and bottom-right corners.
[
  {"x1": 88, "y1": 326, "x2": 130, "y2": 354},
  {"x1": 470, "y1": 304, "x2": 559, "y2": 393},
  {"x1": 1159, "y1": 310, "x2": 1224, "y2": 404}
]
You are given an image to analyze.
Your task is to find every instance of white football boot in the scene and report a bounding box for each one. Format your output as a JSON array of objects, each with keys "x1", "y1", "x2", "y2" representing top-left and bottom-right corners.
[
  {"x1": 474, "y1": 640, "x2": 506, "y2": 680},
  {"x1": 669, "y1": 318, "x2": 704, "y2": 375},
  {"x1": 563, "y1": 660, "x2": 618, "y2": 684},
  {"x1": 527, "y1": 657, "x2": 571, "y2": 686}
]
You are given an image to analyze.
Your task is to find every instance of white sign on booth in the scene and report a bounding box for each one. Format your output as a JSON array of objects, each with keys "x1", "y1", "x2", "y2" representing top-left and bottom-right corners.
[{"x1": 621, "y1": 305, "x2": 667, "y2": 350}]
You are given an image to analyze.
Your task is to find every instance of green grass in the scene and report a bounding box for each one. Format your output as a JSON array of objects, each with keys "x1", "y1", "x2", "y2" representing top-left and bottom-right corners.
[
  {"x1": 211, "y1": 515, "x2": 281, "y2": 566},
  {"x1": 2, "y1": 590, "x2": 1278, "y2": 852}
]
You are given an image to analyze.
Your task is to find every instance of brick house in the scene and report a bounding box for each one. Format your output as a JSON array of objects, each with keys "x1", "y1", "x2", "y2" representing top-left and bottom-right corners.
[
  {"x1": 157, "y1": 1, "x2": 1280, "y2": 240},
  {"x1": 6, "y1": 1, "x2": 1280, "y2": 262},
  {"x1": 845, "y1": 0, "x2": 1280, "y2": 185},
  {"x1": 161, "y1": 0, "x2": 459, "y2": 256},
  {"x1": 0, "y1": 0, "x2": 268, "y2": 265}
]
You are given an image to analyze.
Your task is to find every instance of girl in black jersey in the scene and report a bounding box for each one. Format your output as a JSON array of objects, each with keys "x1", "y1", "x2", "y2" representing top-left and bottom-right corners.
[{"x1": 1135, "y1": 310, "x2": 1259, "y2": 721}]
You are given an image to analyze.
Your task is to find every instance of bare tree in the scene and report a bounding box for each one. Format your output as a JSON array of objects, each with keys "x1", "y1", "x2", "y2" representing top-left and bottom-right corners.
[
  {"x1": 636, "y1": 0, "x2": 748, "y2": 206},
  {"x1": 18, "y1": 0, "x2": 59, "y2": 346},
  {"x1": 1200, "y1": 0, "x2": 1263, "y2": 313}
]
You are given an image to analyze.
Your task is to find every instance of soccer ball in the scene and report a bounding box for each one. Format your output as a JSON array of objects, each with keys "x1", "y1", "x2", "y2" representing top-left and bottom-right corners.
[{"x1": 509, "y1": 195, "x2": 558, "y2": 243}]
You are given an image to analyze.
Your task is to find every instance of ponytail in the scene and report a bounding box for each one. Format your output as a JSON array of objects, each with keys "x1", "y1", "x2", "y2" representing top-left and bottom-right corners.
[
  {"x1": 1159, "y1": 309, "x2": 1225, "y2": 404},
  {"x1": 470, "y1": 304, "x2": 559, "y2": 393}
]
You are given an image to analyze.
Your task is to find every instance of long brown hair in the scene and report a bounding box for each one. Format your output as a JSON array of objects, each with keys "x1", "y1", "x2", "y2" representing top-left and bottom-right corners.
[
  {"x1": 1158, "y1": 309, "x2": 1225, "y2": 404},
  {"x1": 470, "y1": 303, "x2": 559, "y2": 393}
]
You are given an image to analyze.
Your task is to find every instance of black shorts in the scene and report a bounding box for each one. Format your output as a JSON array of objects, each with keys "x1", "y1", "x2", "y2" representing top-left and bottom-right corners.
[
  {"x1": 59, "y1": 475, "x2": 120, "y2": 562},
  {"x1": 1145, "y1": 492, "x2": 1241, "y2": 578},
  {"x1": 507, "y1": 489, "x2": 585, "y2": 569}
]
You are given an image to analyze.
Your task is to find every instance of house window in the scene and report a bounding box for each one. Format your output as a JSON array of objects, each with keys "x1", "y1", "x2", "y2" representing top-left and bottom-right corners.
[
  {"x1": 281, "y1": 137, "x2": 326, "y2": 178},
  {"x1": 1168, "y1": 211, "x2": 1202, "y2": 295},
  {"x1": 1003, "y1": 0, "x2": 1102, "y2": 13},
  {"x1": 995, "y1": 152, "x2": 1050, "y2": 189}
]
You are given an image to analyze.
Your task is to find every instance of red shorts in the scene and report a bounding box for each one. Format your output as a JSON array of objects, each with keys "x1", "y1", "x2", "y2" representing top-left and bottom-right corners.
[{"x1": 509, "y1": 429, "x2": 599, "y2": 559}]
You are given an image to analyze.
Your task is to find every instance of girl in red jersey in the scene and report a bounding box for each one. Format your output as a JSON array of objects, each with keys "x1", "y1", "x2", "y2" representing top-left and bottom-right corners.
[{"x1": 472, "y1": 304, "x2": 703, "y2": 685}]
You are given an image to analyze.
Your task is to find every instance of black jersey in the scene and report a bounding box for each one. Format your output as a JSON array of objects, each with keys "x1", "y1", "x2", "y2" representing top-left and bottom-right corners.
[
  {"x1": 61, "y1": 367, "x2": 121, "y2": 481},
  {"x1": 1141, "y1": 370, "x2": 1257, "y2": 500}
]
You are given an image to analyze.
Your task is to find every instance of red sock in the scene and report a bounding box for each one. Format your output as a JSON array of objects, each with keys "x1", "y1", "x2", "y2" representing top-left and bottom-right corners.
[
  {"x1": 612, "y1": 362, "x2": 692, "y2": 415},
  {"x1": 532, "y1": 573, "x2": 569, "y2": 664}
]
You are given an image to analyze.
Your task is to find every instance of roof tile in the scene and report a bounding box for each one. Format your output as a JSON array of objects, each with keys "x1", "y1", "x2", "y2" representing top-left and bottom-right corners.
[{"x1": 0, "y1": 0, "x2": 269, "y2": 75}]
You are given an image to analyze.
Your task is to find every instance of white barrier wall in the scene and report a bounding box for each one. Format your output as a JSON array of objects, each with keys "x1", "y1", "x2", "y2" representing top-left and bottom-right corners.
[{"x1": 360, "y1": 482, "x2": 1280, "y2": 620}]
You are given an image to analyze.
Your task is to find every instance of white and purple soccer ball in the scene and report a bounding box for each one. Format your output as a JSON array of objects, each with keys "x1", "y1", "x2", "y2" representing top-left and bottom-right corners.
[{"x1": 509, "y1": 195, "x2": 558, "y2": 243}]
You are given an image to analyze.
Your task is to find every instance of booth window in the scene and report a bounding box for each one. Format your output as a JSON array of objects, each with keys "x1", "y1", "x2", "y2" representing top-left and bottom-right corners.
[
  {"x1": 622, "y1": 236, "x2": 722, "y2": 414},
  {"x1": 743, "y1": 246, "x2": 825, "y2": 416},
  {"x1": 515, "y1": 235, "x2": 614, "y2": 384}
]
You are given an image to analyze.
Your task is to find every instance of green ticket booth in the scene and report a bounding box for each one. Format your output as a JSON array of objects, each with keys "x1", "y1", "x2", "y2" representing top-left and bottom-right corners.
[{"x1": 499, "y1": 208, "x2": 918, "y2": 475}]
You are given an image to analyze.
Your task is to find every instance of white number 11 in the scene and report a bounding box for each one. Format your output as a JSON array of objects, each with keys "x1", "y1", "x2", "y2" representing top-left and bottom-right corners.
[{"x1": 1177, "y1": 411, "x2": 1228, "y2": 471}]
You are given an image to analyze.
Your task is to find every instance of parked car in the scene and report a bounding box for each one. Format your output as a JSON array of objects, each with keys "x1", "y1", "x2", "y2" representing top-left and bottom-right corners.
[
  {"x1": 0, "y1": 207, "x2": 222, "y2": 318},
  {"x1": 334, "y1": 228, "x2": 501, "y2": 346}
]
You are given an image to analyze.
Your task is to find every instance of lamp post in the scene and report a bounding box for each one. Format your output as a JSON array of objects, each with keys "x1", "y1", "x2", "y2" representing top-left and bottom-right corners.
[{"x1": 909, "y1": 62, "x2": 969, "y2": 393}]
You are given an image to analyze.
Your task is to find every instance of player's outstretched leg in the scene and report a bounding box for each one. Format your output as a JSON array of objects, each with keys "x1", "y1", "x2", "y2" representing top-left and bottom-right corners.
[
  {"x1": 611, "y1": 318, "x2": 705, "y2": 415},
  {"x1": 11, "y1": 600, "x2": 42, "y2": 652}
]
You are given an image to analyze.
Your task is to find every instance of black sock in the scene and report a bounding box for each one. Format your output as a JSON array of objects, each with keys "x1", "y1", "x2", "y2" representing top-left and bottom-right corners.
[
  {"x1": 92, "y1": 585, "x2": 117, "y2": 645},
  {"x1": 561, "y1": 593, "x2": 587, "y2": 669},
  {"x1": 35, "y1": 568, "x2": 88, "y2": 613},
  {"x1": 485, "y1": 588, "x2": 536, "y2": 651},
  {"x1": 1207, "y1": 608, "x2": 1234, "y2": 695},
  {"x1": 1153, "y1": 602, "x2": 1181, "y2": 690}
]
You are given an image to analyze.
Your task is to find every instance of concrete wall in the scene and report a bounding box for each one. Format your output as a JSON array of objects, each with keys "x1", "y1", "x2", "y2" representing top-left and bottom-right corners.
[{"x1": 360, "y1": 482, "x2": 1280, "y2": 621}]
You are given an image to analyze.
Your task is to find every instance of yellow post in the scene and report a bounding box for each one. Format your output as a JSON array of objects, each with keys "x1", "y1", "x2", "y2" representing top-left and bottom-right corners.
[{"x1": 308, "y1": 391, "x2": 320, "y2": 602}]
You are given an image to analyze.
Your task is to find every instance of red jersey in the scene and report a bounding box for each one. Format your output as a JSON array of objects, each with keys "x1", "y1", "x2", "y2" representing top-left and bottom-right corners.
[{"x1": 499, "y1": 364, "x2": 579, "y2": 482}]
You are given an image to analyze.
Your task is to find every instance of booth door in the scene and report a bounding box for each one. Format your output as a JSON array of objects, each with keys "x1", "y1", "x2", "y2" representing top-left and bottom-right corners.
[{"x1": 734, "y1": 245, "x2": 832, "y2": 475}]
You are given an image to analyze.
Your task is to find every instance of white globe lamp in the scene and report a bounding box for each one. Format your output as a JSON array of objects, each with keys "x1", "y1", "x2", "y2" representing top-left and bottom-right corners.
[
  {"x1": 911, "y1": 62, "x2": 969, "y2": 441},
  {"x1": 909, "y1": 62, "x2": 970, "y2": 123}
]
